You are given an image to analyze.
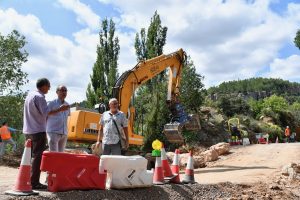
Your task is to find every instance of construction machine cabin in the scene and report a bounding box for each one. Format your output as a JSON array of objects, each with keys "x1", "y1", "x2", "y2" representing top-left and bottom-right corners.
[{"x1": 67, "y1": 49, "x2": 201, "y2": 146}]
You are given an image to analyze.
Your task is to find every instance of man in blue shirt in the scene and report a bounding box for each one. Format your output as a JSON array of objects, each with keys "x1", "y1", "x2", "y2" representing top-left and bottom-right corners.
[{"x1": 46, "y1": 85, "x2": 70, "y2": 152}]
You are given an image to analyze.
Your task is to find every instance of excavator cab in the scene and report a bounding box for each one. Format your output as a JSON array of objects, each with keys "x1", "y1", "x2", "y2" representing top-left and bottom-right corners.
[{"x1": 163, "y1": 102, "x2": 201, "y2": 143}]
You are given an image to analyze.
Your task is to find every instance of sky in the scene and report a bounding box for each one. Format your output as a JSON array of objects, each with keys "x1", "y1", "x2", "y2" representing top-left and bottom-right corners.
[{"x1": 1, "y1": 0, "x2": 300, "y2": 103}]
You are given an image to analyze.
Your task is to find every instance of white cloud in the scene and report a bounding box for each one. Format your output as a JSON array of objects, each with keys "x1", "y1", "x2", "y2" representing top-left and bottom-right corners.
[
  {"x1": 99, "y1": 0, "x2": 300, "y2": 87},
  {"x1": 266, "y1": 55, "x2": 300, "y2": 80},
  {"x1": 57, "y1": 0, "x2": 100, "y2": 30},
  {"x1": 0, "y1": 8, "x2": 98, "y2": 103}
]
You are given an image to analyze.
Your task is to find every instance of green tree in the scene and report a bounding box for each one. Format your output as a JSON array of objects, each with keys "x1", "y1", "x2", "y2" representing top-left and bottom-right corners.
[
  {"x1": 134, "y1": 11, "x2": 169, "y2": 150},
  {"x1": 0, "y1": 30, "x2": 28, "y2": 94},
  {"x1": 263, "y1": 95, "x2": 288, "y2": 113},
  {"x1": 86, "y1": 18, "x2": 120, "y2": 107},
  {"x1": 0, "y1": 30, "x2": 28, "y2": 152},
  {"x1": 217, "y1": 96, "x2": 250, "y2": 117},
  {"x1": 294, "y1": 29, "x2": 300, "y2": 50},
  {"x1": 180, "y1": 57, "x2": 205, "y2": 113}
]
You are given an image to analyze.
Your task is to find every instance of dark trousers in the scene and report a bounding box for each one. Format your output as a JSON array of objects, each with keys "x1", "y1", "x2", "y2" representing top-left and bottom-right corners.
[
  {"x1": 25, "y1": 132, "x2": 47, "y2": 186},
  {"x1": 102, "y1": 143, "x2": 121, "y2": 155}
]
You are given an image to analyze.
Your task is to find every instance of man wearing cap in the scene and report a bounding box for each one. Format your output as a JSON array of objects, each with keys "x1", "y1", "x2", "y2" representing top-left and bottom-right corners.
[
  {"x1": 46, "y1": 85, "x2": 70, "y2": 152},
  {"x1": 23, "y1": 78, "x2": 69, "y2": 189},
  {"x1": 96, "y1": 98, "x2": 129, "y2": 155}
]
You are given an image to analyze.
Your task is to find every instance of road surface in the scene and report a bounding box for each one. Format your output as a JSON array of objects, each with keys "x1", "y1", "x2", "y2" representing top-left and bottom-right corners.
[{"x1": 192, "y1": 143, "x2": 300, "y2": 184}]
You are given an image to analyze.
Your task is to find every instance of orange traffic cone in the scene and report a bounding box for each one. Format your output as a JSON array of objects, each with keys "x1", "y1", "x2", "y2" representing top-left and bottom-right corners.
[
  {"x1": 170, "y1": 149, "x2": 180, "y2": 184},
  {"x1": 5, "y1": 139, "x2": 39, "y2": 196},
  {"x1": 182, "y1": 150, "x2": 195, "y2": 184},
  {"x1": 153, "y1": 156, "x2": 164, "y2": 185},
  {"x1": 161, "y1": 144, "x2": 175, "y2": 180}
]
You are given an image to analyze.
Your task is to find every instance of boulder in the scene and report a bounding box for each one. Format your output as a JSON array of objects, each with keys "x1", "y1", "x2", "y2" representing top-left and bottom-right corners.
[
  {"x1": 201, "y1": 149, "x2": 219, "y2": 162},
  {"x1": 209, "y1": 142, "x2": 230, "y2": 156},
  {"x1": 166, "y1": 152, "x2": 205, "y2": 169}
]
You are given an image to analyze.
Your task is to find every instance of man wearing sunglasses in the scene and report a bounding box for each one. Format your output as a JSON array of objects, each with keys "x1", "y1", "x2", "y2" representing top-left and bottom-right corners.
[
  {"x1": 46, "y1": 85, "x2": 70, "y2": 152},
  {"x1": 96, "y1": 98, "x2": 129, "y2": 155}
]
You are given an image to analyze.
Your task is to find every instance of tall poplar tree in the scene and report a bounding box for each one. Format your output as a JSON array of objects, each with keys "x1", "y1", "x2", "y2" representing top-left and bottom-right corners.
[
  {"x1": 134, "y1": 11, "x2": 169, "y2": 150},
  {"x1": 295, "y1": 29, "x2": 300, "y2": 50},
  {"x1": 86, "y1": 18, "x2": 120, "y2": 107}
]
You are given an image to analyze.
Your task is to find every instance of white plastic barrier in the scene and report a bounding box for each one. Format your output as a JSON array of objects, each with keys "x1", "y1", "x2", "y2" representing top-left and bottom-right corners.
[
  {"x1": 99, "y1": 155, "x2": 153, "y2": 189},
  {"x1": 243, "y1": 138, "x2": 250, "y2": 145}
]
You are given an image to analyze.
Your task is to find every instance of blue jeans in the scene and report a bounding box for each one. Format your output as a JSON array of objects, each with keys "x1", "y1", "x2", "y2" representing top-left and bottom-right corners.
[{"x1": 0, "y1": 138, "x2": 16, "y2": 157}]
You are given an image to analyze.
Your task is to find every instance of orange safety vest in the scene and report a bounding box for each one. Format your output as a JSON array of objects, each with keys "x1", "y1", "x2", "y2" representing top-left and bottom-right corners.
[
  {"x1": 0, "y1": 125, "x2": 11, "y2": 140},
  {"x1": 285, "y1": 128, "x2": 291, "y2": 137}
]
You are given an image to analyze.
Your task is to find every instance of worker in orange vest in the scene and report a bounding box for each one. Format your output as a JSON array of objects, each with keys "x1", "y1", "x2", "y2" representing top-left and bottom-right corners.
[
  {"x1": 0, "y1": 121, "x2": 17, "y2": 157},
  {"x1": 285, "y1": 126, "x2": 291, "y2": 143}
]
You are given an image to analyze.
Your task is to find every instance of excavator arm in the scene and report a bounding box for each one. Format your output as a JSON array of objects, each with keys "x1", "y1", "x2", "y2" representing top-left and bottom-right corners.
[{"x1": 112, "y1": 49, "x2": 200, "y2": 144}]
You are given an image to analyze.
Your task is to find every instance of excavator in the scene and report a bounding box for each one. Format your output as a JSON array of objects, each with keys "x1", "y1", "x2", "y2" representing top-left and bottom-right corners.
[{"x1": 67, "y1": 49, "x2": 201, "y2": 145}]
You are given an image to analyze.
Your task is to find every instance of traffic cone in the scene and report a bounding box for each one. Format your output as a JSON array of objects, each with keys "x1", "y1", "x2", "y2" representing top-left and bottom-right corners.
[
  {"x1": 161, "y1": 144, "x2": 175, "y2": 180},
  {"x1": 5, "y1": 139, "x2": 39, "y2": 196},
  {"x1": 182, "y1": 150, "x2": 195, "y2": 184},
  {"x1": 170, "y1": 149, "x2": 180, "y2": 184},
  {"x1": 153, "y1": 156, "x2": 164, "y2": 185}
]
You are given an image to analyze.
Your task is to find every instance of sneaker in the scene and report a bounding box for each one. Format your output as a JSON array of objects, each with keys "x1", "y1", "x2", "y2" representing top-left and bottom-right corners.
[{"x1": 32, "y1": 183, "x2": 47, "y2": 190}]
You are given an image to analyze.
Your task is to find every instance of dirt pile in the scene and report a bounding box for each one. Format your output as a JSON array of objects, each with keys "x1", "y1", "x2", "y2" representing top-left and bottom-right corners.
[
  {"x1": 3, "y1": 182, "x2": 299, "y2": 200},
  {"x1": 281, "y1": 162, "x2": 300, "y2": 180}
]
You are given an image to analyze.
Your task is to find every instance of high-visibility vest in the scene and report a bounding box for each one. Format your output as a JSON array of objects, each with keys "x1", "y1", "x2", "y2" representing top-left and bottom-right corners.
[
  {"x1": 285, "y1": 128, "x2": 291, "y2": 137},
  {"x1": 0, "y1": 125, "x2": 11, "y2": 140}
]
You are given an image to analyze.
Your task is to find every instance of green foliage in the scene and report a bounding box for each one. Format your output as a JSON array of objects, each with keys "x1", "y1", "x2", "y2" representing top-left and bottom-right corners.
[
  {"x1": 86, "y1": 18, "x2": 120, "y2": 107},
  {"x1": 182, "y1": 130, "x2": 199, "y2": 145},
  {"x1": 135, "y1": 11, "x2": 167, "y2": 61},
  {"x1": 0, "y1": 94, "x2": 25, "y2": 129},
  {"x1": 217, "y1": 96, "x2": 250, "y2": 117},
  {"x1": 134, "y1": 11, "x2": 170, "y2": 151},
  {"x1": 208, "y1": 77, "x2": 300, "y2": 99},
  {"x1": 0, "y1": 30, "x2": 28, "y2": 94},
  {"x1": 248, "y1": 98, "x2": 264, "y2": 118},
  {"x1": 263, "y1": 95, "x2": 288, "y2": 113},
  {"x1": 180, "y1": 57, "x2": 206, "y2": 113},
  {"x1": 295, "y1": 29, "x2": 300, "y2": 50}
]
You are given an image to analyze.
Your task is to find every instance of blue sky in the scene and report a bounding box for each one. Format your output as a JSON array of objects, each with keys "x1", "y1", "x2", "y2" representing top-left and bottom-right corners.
[{"x1": 1, "y1": 0, "x2": 300, "y2": 103}]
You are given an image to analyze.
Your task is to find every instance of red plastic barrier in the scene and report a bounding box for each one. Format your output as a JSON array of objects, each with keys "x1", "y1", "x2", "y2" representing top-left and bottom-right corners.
[{"x1": 40, "y1": 151, "x2": 106, "y2": 192}]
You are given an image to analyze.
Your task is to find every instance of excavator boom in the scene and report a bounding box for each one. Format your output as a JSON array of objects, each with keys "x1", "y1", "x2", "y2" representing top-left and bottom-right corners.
[{"x1": 112, "y1": 49, "x2": 200, "y2": 144}]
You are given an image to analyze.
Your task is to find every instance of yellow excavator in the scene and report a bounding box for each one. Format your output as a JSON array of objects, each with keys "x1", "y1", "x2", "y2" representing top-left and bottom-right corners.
[{"x1": 67, "y1": 49, "x2": 200, "y2": 145}]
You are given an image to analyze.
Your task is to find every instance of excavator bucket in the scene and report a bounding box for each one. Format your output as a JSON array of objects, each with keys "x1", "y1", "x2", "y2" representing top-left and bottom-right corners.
[
  {"x1": 163, "y1": 123, "x2": 184, "y2": 144},
  {"x1": 163, "y1": 115, "x2": 201, "y2": 144}
]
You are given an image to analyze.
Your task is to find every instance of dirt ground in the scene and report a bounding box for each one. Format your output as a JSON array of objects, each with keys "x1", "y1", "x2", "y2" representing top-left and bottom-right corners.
[{"x1": 0, "y1": 143, "x2": 300, "y2": 200}]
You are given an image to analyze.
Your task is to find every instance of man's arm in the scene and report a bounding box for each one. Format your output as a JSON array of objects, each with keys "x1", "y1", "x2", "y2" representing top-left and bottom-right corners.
[
  {"x1": 123, "y1": 127, "x2": 129, "y2": 147},
  {"x1": 96, "y1": 125, "x2": 103, "y2": 147},
  {"x1": 8, "y1": 127, "x2": 17, "y2": 133},
  {"x1": 48, "y1": 104, "x2": 70, "y2": 115}
]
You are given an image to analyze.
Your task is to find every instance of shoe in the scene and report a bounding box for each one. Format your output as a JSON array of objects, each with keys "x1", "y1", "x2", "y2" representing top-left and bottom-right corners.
[{"x1": 32, "y1": 183, "x2": 47, "y2": 190}]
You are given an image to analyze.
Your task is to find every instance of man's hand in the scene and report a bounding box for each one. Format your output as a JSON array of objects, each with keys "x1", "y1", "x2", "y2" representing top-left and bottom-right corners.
[
  {"x1": 96, "y1": 141, "x2": 101, "y2": 148},
  {"x1": 59, "y1": 104, "x2": 70, "y2": 112},
  {"x1": 125, "y1": 140, "x2": 129, "y2": 149}
]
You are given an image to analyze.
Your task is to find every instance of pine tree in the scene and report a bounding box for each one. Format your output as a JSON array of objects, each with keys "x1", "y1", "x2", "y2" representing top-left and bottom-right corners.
[{"x1": 86, "y1": 18, "x2": 120, "y2": 107}]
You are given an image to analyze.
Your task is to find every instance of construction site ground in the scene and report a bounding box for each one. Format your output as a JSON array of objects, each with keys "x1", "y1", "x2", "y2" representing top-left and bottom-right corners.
[{"x1": 0, "y1": 143, "x2": 300, "y2": 200}]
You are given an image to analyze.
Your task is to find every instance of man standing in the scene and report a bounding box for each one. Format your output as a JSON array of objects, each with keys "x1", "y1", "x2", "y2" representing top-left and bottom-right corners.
[
  {"x1": 285, "y1": 126, "x2": 291, "y2": 143},
  {"x1": 0, "y1": 121, "x2": 17, "y2": 157},
  {"x1": 46, "y1": 85, "x2": 70, "y2": 152},
  {"x1": 96, "y1": 98, "x2": 129, "y2": 155},
  {"x1": 23, "y1": 78, "x2": 68, "y2": 189}
]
